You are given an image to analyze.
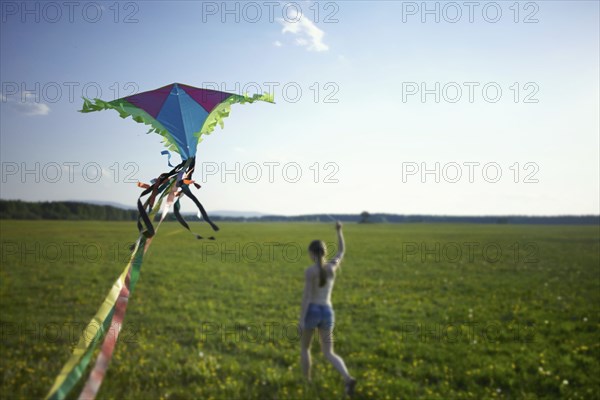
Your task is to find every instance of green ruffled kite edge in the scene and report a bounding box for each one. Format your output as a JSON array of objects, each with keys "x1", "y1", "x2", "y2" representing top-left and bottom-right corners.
[
  {"x1": 80, "y1": 97, "x2": 181, "y2": 155},
  {"x1": 197, "y1": 92, "x2": 275, "y2": 143},
  {"x1": 80, "y1": 92, "x2": 274, "y2": 158}
]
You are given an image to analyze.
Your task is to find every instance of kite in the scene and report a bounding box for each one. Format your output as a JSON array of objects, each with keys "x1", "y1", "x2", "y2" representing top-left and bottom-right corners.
[{"x1": 45, "y1": 83, "x2": 273, "y2": 400}]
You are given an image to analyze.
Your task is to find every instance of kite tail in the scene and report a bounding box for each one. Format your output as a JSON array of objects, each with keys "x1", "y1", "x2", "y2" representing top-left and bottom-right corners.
[
  {"x1": 45, "y1": 157, "x2": 218, "y2": 400},
  {"x1": 182, "y1": 157, "x2": 219, "y2": 233},
  {"x1": 136, "y1": 159, "x2": 188, "y2": 238},
  {"x1": 77, "y1": 252, "x2": 135, "y2": 400},
  {"x1": 44, "y1": 181, "x2": 175, "y2": 400},
  {"x1": 76, "y1": 183, "x2": 178, "y2": 400},
  {"x1": 180, "y1": 183, "x2": 220, "y2": 232},
  {"x1": 137, "y1": 157, "x2": 218, "y2": 239},
  {"x1": 173, "y1": 195, "x2": 217, "y2": 240}
]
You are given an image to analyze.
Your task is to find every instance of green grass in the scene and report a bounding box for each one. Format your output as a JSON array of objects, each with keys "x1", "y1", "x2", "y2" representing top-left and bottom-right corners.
[{"x1": 1, "y1": 221, "x2": 599, "y2": 399}]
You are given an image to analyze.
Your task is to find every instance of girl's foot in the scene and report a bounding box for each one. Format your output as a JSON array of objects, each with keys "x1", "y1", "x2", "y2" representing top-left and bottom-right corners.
[{"x1": 345, "y1": 377, "x2": 357, "y2": 397}]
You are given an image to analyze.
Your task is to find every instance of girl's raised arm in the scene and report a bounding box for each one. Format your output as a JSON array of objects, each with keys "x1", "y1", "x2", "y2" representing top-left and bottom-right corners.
[{"x1": 330, "y1": 221, "x2": 345, "y2": 271}]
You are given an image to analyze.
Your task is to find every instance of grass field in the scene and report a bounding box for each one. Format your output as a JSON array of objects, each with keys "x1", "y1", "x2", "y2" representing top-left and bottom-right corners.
[{"x1": 1, "y1": 220, "x2": 599, "y2": 399}]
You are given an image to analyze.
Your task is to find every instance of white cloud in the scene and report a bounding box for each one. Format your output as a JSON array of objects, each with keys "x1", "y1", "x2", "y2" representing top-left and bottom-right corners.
[
  {"x1": 1, "y1": 91, "x2": 50, "y2": 116},
  {"x1": 9, "y1": 101, "x2": 50, "y2": 116},
  {"x1": 274, "y1": 40, "x2": 282, "y2": 47},
  {"x1": 278, "y1": 15, "x2": 329, "y2": 52},
  {"x1": 22, "y1": 90, "x2": 38, "y2": 100}
]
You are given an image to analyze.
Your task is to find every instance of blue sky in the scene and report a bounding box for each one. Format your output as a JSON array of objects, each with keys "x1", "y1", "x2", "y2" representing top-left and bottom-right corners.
[{"x1": 1, "y1": 1, "x2": 598, "y2": 215}]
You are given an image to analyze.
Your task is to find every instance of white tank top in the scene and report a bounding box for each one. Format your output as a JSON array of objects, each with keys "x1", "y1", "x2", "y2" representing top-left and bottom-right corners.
[{"x1": 310, "y1": 265, "x2": 336, "y2": 306}]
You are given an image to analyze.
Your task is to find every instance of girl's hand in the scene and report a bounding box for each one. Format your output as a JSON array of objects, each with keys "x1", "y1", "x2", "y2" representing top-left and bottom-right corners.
[{"x1": 336, "y1": 221, "x2": 343, "y2": 230}]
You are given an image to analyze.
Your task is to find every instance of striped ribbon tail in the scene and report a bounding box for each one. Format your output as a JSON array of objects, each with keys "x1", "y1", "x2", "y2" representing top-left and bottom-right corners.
[
  {"x1": 45, "y1": 181, "x2": 176, "y2": 400},
  {"x1": 77, "y1": 183, "x2": 178, "y2": 399},
  {"x1": 77, "y1": 246, "x2": 137, "y2": 400},
  {"x1": 44, "y1": 236, "x2": 146, "y2": 400}
]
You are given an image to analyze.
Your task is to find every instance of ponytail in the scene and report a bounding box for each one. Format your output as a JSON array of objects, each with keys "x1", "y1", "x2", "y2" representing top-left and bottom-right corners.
[
  {"x1": 317, "y1": 254, "x2": 327, "y2": 287},
  {"x1": 309, "y1": 240, "x2": 328, "y2": 287}
]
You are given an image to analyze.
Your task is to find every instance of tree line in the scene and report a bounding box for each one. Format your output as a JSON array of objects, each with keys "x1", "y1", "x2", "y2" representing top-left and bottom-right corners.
[
  {"x1": 1, "y1": 200, "x2": 598, "y2": 225},
  {"x1": 0, "y1": 200, "x2": 138, "y2": 221}
]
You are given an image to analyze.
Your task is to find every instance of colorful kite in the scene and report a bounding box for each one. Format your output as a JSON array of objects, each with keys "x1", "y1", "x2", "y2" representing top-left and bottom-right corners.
[{"x1": 45, "y1": 83, "x2": 273, "y2": 400}]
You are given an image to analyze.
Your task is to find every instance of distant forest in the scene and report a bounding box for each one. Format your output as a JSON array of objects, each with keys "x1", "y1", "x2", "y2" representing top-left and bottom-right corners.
[
  {"x1": 0, "y1": 200, "x2": 138, "y2": 221},
  {"x1": 0, "y1": 200, "x2": 598, "y2": 225}
]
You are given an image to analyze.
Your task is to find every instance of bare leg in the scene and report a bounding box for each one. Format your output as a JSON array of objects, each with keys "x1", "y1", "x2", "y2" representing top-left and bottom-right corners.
[
  {"x1": 318, "y1": 327, "x2": 353, "y2": 382},
  {"x1": 300, "y1": 328, "x2": 314, "y2": 381}
]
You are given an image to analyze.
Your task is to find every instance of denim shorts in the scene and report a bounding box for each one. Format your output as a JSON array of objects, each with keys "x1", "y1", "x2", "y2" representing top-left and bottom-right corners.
[{"x1": 305, "y1": 303, "x2": 335, "y2": 330}]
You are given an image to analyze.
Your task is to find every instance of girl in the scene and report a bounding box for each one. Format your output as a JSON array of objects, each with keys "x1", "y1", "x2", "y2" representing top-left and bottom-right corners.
[{"x1": 299, "y1": 221, "x2": 356, "y2": 396}]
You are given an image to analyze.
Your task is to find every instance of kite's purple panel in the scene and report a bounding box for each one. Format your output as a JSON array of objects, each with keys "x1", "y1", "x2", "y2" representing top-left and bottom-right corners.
[
  {"x1": 178, "y1": 84, "x2": 233, "y2": 114},
  {"x1": 124, "y1": 84, "x2": 173, "y2": 118}
]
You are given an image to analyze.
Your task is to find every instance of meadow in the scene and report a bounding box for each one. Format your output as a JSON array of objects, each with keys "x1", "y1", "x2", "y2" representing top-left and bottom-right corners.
[{"x1": 0, "y1": 220, "x2": 598, "y2": 399}]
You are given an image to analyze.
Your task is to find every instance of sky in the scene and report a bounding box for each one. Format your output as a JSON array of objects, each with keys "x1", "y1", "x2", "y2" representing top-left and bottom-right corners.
[{"x1": 0, "y1": 0, "x2": 598, "y2": 216}]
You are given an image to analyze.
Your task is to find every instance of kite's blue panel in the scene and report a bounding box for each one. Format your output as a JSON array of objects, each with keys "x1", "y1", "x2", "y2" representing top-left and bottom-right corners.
[{"x1": 156, "y1": 85, "x2": 208, "y2": 159}]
